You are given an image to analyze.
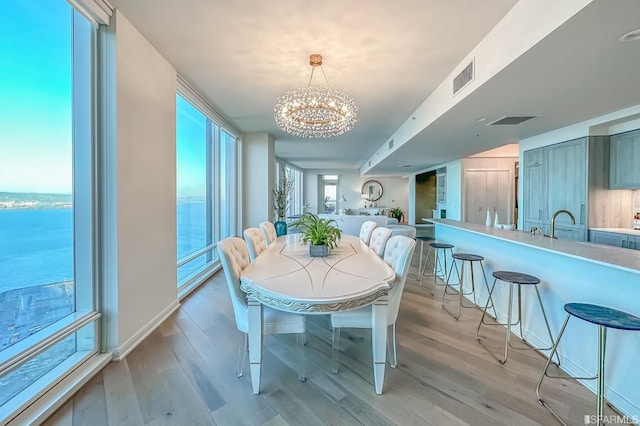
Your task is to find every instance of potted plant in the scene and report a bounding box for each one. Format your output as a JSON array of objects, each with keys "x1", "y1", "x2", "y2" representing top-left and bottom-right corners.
[
  {"x1": 273, "y1": 172, "x2": 295, "y2": 236},
  {"x1": 390, "y1": 207, "x2": 405, "y2": 222},
  {"x1": 292, "y1": 212, "x2": 342, "y2": 257}
]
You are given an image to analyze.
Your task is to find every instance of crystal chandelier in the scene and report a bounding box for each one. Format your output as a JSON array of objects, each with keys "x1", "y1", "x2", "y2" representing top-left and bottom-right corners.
[{"x1": 274, "y1": 54, "x2": 357, "y2": 139}]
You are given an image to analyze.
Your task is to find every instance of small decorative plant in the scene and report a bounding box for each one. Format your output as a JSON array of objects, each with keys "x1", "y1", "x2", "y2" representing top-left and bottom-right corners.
[
  {"x1": 390, "y1": 207, "x2": 405, "y2": 222},
  {"x1": 273, "y1": 172, "x2": 294, "y2": 221},
  {"x1": 292, "y1": 212, "x2": 342, "y2": 256}
]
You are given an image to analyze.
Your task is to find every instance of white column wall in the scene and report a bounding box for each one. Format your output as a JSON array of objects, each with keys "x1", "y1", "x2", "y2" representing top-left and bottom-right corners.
[
  {"x1": 103, "y1": 10, "x2": 178, "y2": 358},
  {"x1": 242, "y1": 133, "x2": 275, "y2": 228}
]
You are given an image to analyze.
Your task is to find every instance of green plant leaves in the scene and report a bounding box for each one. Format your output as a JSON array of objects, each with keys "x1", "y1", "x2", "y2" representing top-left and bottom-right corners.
[{"x1": 291, "y1": 212, "x2": 342, "y2": 249}]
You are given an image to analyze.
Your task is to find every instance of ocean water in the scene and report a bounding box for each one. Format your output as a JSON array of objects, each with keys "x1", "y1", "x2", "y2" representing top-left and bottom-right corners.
[
  {"x1": 0, "y1": 202, "x2": 208, "y2": 293},
  {"x1": 0, "y1": 209, "x2": 73, "y2": 292}
]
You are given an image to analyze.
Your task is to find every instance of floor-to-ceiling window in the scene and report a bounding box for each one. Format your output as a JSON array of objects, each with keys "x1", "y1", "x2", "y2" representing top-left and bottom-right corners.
[
  {"x1": 275, "y1": 159, "x2": 303, "y2": 219},
  {"x1": 319, "y1": 175, "x2": 339, "y2": 214},
  {"x1": 176, "y1": 92, "x2": 238, "y2": 292},
  {"x1": 0, "y1": 0, "x2": 99, "y2": 421}
]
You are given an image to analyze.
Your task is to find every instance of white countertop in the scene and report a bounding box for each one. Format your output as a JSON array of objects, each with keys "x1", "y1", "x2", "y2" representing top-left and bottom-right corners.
[
  {"x1": 432, "y1": 219, "x2": 640, "y2": 275},
  {"x1": 590, "y1": 228, "x2": 640, "y2": 236}
]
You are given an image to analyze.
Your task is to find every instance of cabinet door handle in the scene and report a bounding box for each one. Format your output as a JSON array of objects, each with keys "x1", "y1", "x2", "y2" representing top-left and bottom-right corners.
[
  {"x1": 580, "y1": 204, "x2": 585, "y2": 225},
  {"x1": 538, "y1": 209, "x2": 542, "y2": 220}
]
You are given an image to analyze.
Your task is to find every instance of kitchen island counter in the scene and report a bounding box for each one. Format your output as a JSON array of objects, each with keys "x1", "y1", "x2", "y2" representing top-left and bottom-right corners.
[
  {"x1": 431, "y1": 218, "x2": 640, "y2": 418},
  {"x1": 432, "y1": 219, "x2": 640, "y2": 275}
]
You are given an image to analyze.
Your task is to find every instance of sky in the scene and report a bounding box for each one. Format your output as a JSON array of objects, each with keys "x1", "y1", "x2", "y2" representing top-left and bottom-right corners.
[
  {"x1": 0, "y1": 1, "x2": 206, "y2": 197},
  {"x1": 0, "y1": 0, "x2": 73, "y2": 194},
  {"x1": 176, "y1": 95, "x2": 207, "y2": 198}
]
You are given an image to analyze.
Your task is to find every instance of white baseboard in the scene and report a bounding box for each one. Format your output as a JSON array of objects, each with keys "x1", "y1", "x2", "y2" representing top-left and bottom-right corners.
[{"x1": 111, "y1": 300, "x2": 180, "y2": 361}]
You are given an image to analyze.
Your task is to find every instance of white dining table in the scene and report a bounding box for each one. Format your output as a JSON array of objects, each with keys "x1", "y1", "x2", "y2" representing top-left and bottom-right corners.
[{"x1": 240, "y1": 234, "x2": 396, "y2": 395}]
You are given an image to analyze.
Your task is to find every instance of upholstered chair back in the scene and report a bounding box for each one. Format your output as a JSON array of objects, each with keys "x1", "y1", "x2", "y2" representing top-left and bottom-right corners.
[
  {"x1": 259, "y1": 221, "x2": 277, "y2": 246},
  {"x1": 383, "y1": 235, "x2": 417, "y2": 325},
  {"x1": 359, "y1": 221, "x2": 378, "y2": 245},
  {"x1": 216, "y1": 237, "x2": 251, "y2": 332},
  {"x1": 243, "y1": 227, "x2": 267, "y2": 262},
  {"x1": 368, "y1": 227, "x2": 393, "y2": 257}
]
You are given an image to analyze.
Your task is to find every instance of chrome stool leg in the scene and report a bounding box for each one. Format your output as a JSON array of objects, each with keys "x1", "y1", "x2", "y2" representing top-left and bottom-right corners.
[
  {"x1": 535, "y1": 302, "x2": 640, "y2": 425},
  {"x1": 477, "y1": 271, "x2": 556, "y2": 365}
]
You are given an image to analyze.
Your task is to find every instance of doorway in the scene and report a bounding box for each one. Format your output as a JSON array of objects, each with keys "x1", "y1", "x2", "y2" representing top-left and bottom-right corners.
[{"x1": 318, "y1": 174, "x2": 340, "y2": 214}]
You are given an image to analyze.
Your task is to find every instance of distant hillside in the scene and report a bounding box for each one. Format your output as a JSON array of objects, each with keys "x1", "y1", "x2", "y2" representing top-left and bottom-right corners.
[{"x1": 0, "y1": 192, "x2": 72, "y2": 209}]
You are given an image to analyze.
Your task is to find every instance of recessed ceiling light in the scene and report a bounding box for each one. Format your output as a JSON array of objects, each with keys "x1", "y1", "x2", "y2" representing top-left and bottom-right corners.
[
  {"x1": 475, "y1": 117, "x2": 487, "y2": 122},
  {"x1": 398, "y1": 164, "x2": 413, "y2": 168},
  {"x1": 618, "y1": 28, "x2": 640, "y2": 43}
]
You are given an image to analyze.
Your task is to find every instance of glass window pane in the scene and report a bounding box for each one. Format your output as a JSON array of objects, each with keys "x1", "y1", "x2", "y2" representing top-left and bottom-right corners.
[
  {"x1": 177, "y1": 95, "x2": 207, "y2": 257},
  {"x1": 0, "y1": 321, "x2": 96, "y2": 415},
  {"x1": 0, "y1": 0, "x2": 76, "y2": 351}
]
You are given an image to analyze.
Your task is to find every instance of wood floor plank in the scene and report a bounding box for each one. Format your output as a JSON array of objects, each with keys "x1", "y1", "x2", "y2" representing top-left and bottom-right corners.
[
  {"x1": 102, "y1": 360, "x2": 145, "y2": 426},
  {"x1": 70, "y1": 371, "x2": 109, "y2": 426},
  {"x1": 43, "y1": 270, "x2": 634, "y2": 426}
]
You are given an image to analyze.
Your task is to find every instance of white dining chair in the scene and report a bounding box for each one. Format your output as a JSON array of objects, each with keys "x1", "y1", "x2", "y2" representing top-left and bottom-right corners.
[
  {"x1": 259, "y1": 221, "x2": 277, "y2": 246},
  {"x1": 217, "y1": 237, "x2": 307, "y2": 380},
  {"x1": 243, "y1": 227, "x2": 267, "y2": 262},
  {"x1": 330, "y1": 235, "x2": 416, "y2": 372},
  {"x1": 368, "y1": 227, "x2": 392, "y2": 257},
  {"x1": 359, "y1": 220, "x2": 378, "y2": 245}
]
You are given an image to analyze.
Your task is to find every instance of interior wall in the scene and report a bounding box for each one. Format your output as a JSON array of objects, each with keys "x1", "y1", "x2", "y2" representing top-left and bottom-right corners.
[
  {"x1": 105, "y1": 10, "x2": 178, "y2": 356},
  {"x1": 303, "y1": 169, "x2": 409, "y2": 217},
  {"x1": 242, "y1": 133, "x2": 275, "y2": 228}
]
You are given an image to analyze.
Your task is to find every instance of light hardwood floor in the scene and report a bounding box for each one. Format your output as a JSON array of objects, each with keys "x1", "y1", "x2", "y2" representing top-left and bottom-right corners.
[{"x1": 43, "y1": 261, "x2": 626, "y2": 425}]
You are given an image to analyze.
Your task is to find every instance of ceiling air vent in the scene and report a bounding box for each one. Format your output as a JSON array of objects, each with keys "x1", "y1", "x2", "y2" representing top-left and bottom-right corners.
[
  {"x1": 487, "y1": 115, "x2": 539, "y2": 125},
  {"x1": 388, "y1": 139, "x2": 394, "y2": 150},
  {"x1": 453, "y1": 59, "x2": 474, "y2": 95}
]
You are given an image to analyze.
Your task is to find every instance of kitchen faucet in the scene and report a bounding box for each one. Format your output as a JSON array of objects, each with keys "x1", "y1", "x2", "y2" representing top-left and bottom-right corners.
[{"x1": 550, "y1": 209, "x2": 575, "y2": 239}]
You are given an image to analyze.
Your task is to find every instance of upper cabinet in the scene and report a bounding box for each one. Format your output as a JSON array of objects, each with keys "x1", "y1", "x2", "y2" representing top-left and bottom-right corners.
[
  {"x1": 610, "y1": 129, "x2": 640, "y2": 189},
  {"x1": 436, "y1": 171, "x2": 446, "y2": 204},
  {"x1": 522, "y1": 137, "x2": 588, "y2": 241}
]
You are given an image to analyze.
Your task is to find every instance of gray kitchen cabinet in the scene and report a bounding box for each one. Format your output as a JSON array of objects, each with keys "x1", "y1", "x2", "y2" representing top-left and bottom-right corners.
[
  {"x1": 610, "y1": 129, "x2": 640, "y2": 189},
  {"x1": 589, "y1": 230, "x2": 626, "y2": 247},
  {"x1": 523, "y1": 149, "x2": 545, "y2": 226},
  {"x1": 522, "y1": 138, "x2": 588, "y2": 240},
  {"x1": 436, "y1": 172, "x2": 446, "y2": 204},
  {"x1": 589, "y1": 230, "x2": 640, "y2": 249},
  {"x1": 628, "y1": 235, "x2": 640, "y2": 250}
]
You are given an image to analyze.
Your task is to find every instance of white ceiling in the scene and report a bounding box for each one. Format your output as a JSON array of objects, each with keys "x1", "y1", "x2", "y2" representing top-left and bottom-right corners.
[{"x1": 108, "y1": 0, "x2": 640, "y2": 175}]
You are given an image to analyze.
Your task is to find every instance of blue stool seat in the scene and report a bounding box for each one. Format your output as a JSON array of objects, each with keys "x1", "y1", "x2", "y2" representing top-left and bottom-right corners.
[
  {"x1": 537, "y1": 303, "x2": 640, "y2": 424},
  {"x1": 492, "y1": 271, "x2": 540, "y2": 285},
  {"x1": 416, "y1": 236, "x2": 435, "y2": 242},
  {"x1": 565, "y1": 303, "x2": 640, "y2": 331},
  {"x1": 452, "y1": 253, "x2": 484, "y2": 262},
  {"x1": 429, "y1": 242, "x2": 454, "y2": 249}
]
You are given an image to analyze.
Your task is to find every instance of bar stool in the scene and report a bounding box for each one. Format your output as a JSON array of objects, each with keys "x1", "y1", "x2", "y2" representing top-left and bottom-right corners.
[
  {"x1": 475, "y1": 271, "x2": 559, "y2": 365},
  {"x1": 419, "y1": 242, "x2": 454, "y2": 295},
  {"x1": 537, "y1": 303, "x2": 640, "y2": 426},
  {"x1": 441, "y1": 253, "x2": 494, "y2": 320},
  {"x1": 413, "y1": 236, "x2": 435, "y2": 280}
]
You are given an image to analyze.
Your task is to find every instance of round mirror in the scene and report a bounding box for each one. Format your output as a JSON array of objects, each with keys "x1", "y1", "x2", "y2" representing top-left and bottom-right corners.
[{"x1": 361, "y1": 180, "x2": 383, "y2": 202}]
